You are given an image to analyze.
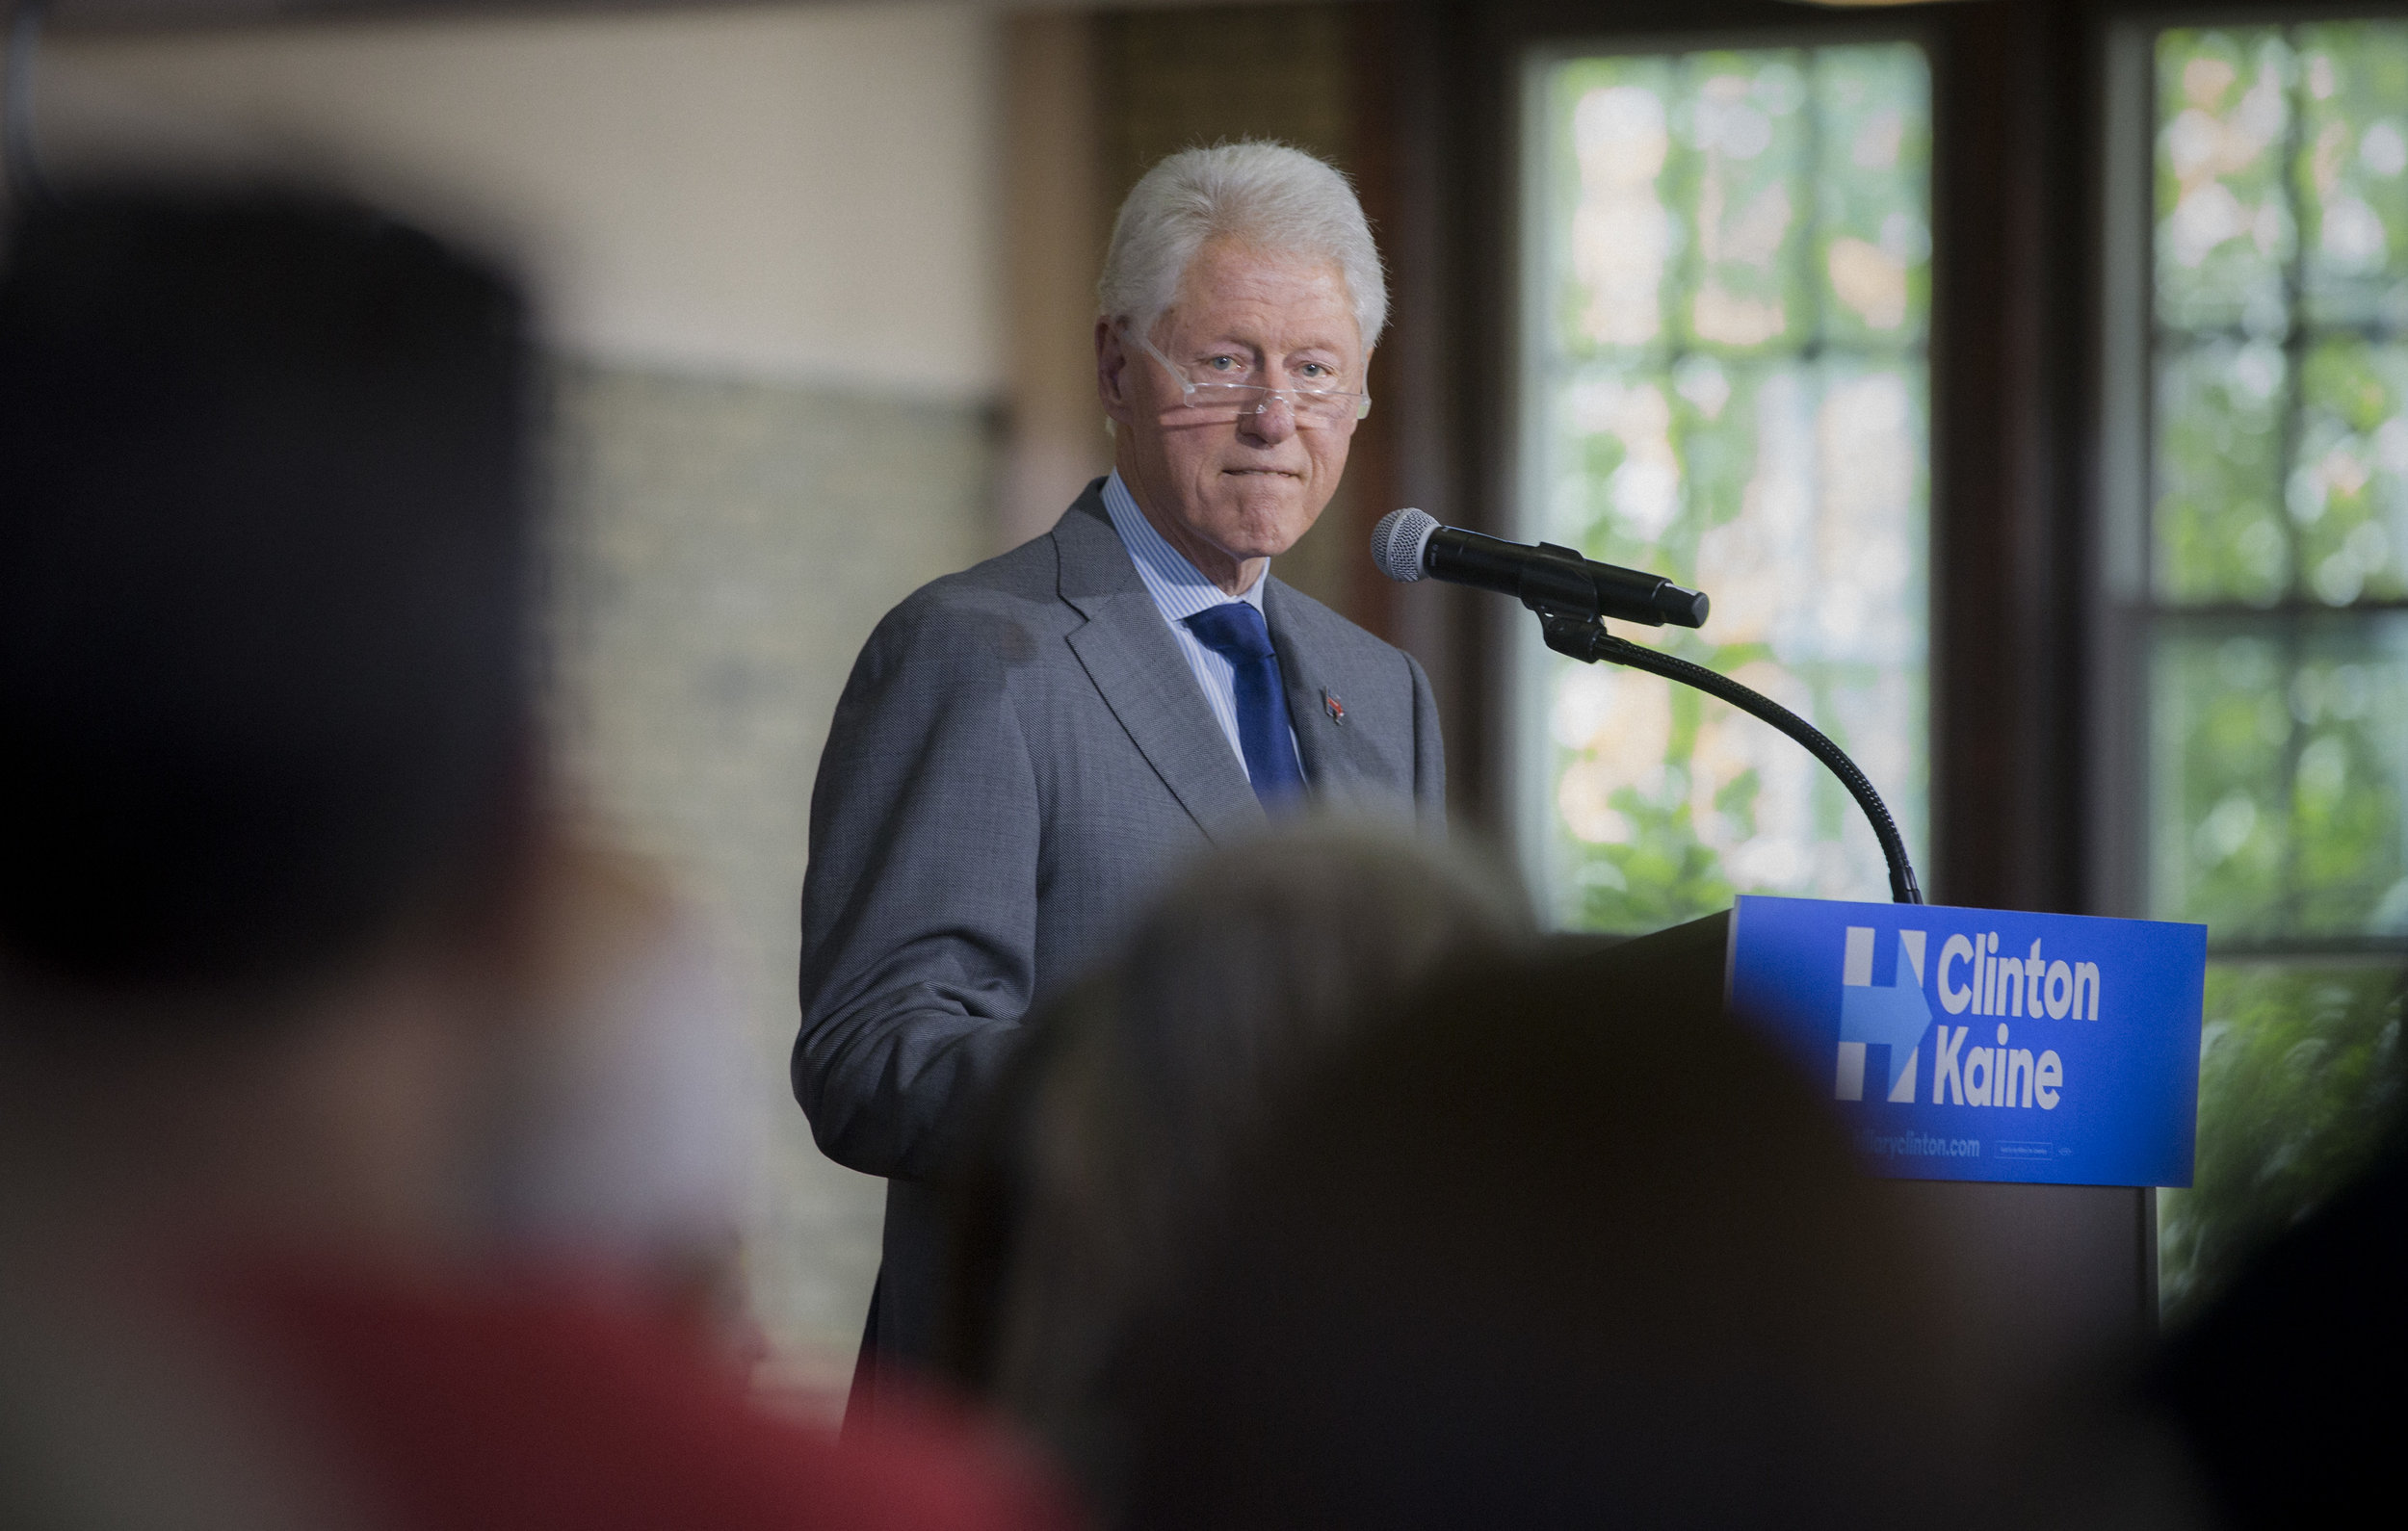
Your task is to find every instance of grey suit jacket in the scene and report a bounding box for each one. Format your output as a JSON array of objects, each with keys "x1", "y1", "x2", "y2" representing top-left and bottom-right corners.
[{"x1": 793, "y1": 480, "x2": 1444, "y2": 1369}]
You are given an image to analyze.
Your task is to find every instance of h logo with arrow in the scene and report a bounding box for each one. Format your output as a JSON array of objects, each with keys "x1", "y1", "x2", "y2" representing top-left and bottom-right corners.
[{"x1": 1835, "y1": 926, "x2": 1932, "y2": 1103}]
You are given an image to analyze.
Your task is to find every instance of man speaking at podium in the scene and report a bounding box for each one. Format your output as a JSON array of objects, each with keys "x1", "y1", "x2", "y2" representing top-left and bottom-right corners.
[{"x1": 795, "y1": 143, "x2": 1445, "y2": 1395}]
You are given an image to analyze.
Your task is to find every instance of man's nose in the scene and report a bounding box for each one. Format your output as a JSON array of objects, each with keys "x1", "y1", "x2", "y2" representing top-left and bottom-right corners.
[{"x1": 1238, "y1": 390, "x2": 1299, "y2": 445}]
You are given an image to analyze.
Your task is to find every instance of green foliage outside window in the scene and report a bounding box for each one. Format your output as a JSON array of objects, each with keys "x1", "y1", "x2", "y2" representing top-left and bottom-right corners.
[
  {"x1": 2159, "y1": 961, "x2": 2402, "y2": 1324},
  {"x1": 2152, "y1": 622, "x2": 2408, "y2": 940},
  {"x1": 1526, "y1": 43, "x2": 1931, "y2": 933}
]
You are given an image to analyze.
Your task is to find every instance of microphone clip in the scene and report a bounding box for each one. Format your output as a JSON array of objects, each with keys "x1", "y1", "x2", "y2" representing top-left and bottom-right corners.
[{"x1": 1515, "y1": 543, "x2": 1610, "y2": 625}]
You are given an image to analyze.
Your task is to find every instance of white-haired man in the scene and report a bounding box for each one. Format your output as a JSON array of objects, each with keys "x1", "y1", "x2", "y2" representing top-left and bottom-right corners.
[{"x1": 793, "y1": 143, "x2": 1445, "y2": 1407}]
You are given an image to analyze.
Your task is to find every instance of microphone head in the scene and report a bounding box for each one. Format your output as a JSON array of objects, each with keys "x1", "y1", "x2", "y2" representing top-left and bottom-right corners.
[{"x1": 1371, "y1": 507, "x2": 1438, "y2": 584}]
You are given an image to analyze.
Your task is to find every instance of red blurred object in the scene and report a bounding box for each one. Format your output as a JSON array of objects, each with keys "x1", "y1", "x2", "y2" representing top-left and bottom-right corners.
[{"x1": 224, "y1": 1266, "x2": 1079, "y2": 1531}]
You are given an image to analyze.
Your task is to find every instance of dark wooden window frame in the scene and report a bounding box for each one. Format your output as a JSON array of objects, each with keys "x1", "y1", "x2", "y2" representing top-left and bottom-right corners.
[
  {"x1": 1396, "y1": 0, "x2": 2408, "y2": 920},
  {"x1": 1397, "y1": 0, "x2": 2104, "y2": 916}
]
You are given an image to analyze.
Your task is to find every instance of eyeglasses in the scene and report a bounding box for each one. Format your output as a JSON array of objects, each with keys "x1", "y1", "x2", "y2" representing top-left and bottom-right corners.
[{"x1": 1129, "y1": 324, "x2": 1372, "y2": 428}]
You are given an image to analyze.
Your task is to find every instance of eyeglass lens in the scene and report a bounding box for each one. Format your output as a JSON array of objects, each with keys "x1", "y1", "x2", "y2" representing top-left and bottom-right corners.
[
  {"x1": 1173, "y1": 383, "x2": 1366, "y2": 426},
  {"x1": 1132, "y1": 326, "x2": 1367, "y2": 425}
]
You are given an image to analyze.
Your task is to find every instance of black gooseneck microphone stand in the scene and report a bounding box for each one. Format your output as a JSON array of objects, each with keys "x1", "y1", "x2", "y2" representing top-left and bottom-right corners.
[
  {"x1": 1373, "y1": 509, "x2": 1922, "y2": 902},
  {"x1": 1531, "y1": 606, "x2": 1923, "y2": 905}
]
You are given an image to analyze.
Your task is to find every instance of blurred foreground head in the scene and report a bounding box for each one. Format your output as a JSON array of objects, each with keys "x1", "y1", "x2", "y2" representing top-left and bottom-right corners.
[
  {"x1": 0, "y1": 186, "x2": 543, "y2": 1268},
  {"x1": 956, "y1": 826, "x2": 1529, "y2": 1489},
  {"x1": 0, "y1": 182, "x2": 537, "y2": 1527},
  {"x1": 0, "y1": 186, "x2": 534, "y2": 1011},
  {"x1": 1112, "y1": 934, "x2": 1987, "y2": 1531}
]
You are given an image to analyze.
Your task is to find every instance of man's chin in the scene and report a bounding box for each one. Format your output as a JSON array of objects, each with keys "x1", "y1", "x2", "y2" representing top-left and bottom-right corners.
[{"x1": 1215, "y1": 511, "x2": 1322, "y2": 563}]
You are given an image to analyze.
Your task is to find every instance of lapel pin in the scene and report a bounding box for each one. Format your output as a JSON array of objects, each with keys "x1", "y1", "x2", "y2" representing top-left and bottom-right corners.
[{"x1": 1322, "y1": 689, "x2": 1346, "y2": 725}]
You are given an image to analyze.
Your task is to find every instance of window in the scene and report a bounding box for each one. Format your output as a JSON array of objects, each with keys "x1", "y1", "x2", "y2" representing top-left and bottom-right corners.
[
  {"x1": 1518, "y1": 42, "x2": 1932, "y2": 933},
  {"x1": 2144, "y1": 23, "x2": 2408, "y2": 1320}
]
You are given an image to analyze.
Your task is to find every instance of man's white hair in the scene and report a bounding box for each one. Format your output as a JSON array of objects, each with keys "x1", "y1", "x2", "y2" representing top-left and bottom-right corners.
[{"x1": 1098, "y1": 141, "x2": 1387, "y2": 351}]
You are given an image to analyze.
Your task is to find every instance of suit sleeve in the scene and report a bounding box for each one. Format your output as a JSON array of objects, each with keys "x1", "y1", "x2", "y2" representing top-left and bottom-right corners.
[
  {"x1": 1405, "y1": 650, "x2": 1447, "y2": 830},
  {"x1": 793, "y1": 591, "x2": 1040, "y2": 1183}
]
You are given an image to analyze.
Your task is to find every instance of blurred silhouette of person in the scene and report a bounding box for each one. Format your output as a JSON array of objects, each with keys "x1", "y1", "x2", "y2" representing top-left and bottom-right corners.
[
  {"x1": 941, "y1": 826, "x2": 1529, "y2": 1504},
  {"x1": 1104, "y1": 933, "x2": 1999, "y2": 1531},
  {"x1": 0, "y1": 186, "x2": 1068, "y2": 1531},
  {"x1": 2150, "y1": 1116, "x2": 2405, "y2": 1528}
]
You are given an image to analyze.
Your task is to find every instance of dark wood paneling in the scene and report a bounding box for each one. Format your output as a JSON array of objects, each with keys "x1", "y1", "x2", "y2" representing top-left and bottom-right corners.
[{"x1": 1926, "y1": 1, "x2": 2093, "y2": 915}]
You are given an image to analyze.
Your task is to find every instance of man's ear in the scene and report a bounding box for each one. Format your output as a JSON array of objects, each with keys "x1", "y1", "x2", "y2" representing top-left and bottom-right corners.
[{"x1": 1096, "y1": 317, "x2": 1135, "y2": 428}]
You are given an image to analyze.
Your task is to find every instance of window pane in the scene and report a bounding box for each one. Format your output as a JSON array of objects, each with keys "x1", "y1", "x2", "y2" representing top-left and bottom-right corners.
[
  {"x1": 1815, "y1": 45, "x2": 1931, "y2": 353},
  {"x1": 2294, "y1": 339, "x2": 2408, "y2": 603},
  {"x1": 2296, "y1": 24, "x2": 2408, "y2": 331},
  {"x1": 1549, "y1": 53, "x2": 1679, "y2": 359},
  {"x1": 2149, "y1": 615, "x2": 2408, "y2": 939},
  {"x1": 2155, "y1": 337, "x2": 2290, "y2": 604},
  {"x1": 1680, "y1": 51, "x2": 1814, "y2": 354},
  {"x1": 2158, "y1": 959, "x2": 2405, "y2": 1323},
  {"x1": 2156, "y1": 29, "x2": 2294, "y2": 337},
  {"x1": 1528, "y1": 44, "x2": 1930, "y2": 932}
]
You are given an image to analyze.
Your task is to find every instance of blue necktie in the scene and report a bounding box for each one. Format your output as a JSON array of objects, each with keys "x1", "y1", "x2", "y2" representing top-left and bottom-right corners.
[{"x1": 1186, "y1": 601, "x2": 1306, "y2": 807}]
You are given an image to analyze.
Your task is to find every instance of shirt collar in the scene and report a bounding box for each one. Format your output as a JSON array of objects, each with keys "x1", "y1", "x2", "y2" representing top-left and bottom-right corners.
[{"x1": 1102, "y1": 469, "x2": 1267, "y2": 621}]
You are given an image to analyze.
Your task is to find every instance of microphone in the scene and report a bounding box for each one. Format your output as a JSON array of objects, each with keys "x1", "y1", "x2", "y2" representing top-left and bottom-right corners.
[{"x1": 1371, "y1": 508, "x2": 1709, "y2": 629}]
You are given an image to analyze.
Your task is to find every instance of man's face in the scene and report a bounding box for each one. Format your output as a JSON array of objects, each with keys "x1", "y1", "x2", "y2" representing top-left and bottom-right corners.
[{"x1": 1099, "y1": 240, "x2": 1367, "y2": 586}]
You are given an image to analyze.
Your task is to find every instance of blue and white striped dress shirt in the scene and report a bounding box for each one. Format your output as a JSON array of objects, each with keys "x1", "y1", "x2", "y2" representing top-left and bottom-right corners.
[{"x1": 1101, "y1": 470, "x2": 1302, "y2": 776}]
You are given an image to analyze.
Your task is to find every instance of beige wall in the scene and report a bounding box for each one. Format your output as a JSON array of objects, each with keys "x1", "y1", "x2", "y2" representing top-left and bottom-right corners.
[
  {"x1": 547, "y1": 365, "x2": 989, "y2": 1404},
  {"x1": 40, "y1": 2, "x2": 1013, "y2": 1403},
  {"x1": 46, "y1": 3, "x2": 1004, "y2": 395}
]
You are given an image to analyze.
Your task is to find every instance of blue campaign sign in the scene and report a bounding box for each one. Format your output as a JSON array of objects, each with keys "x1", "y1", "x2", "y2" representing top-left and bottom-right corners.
[{"x1": 1725, "y1": 895, "x2": 2209, "y2": 1187}]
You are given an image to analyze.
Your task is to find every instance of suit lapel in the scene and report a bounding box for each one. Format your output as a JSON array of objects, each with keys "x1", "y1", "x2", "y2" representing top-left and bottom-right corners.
[
  {"x1": 1055, "y1": 486, "x2": 1263, "y2": 842},
  {"x1": 1267, "y1": 579, "x2": 1389, "y2": 804}
]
